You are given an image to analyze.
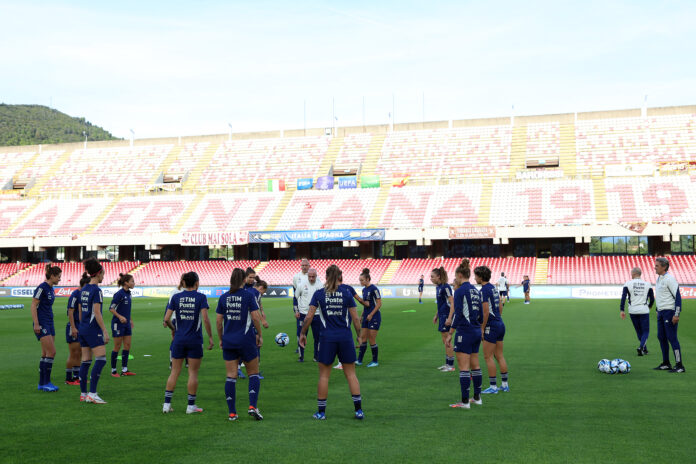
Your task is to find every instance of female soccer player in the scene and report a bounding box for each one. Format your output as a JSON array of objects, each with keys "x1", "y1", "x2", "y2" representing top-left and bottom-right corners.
[
  {"x1": 477, "y1": 265, "x2": 509, "y2": 394},
  {"x1": 110, "y1": 273, "x2": 136, "y2": 377},
  {"x1": 78, "y1": 258, "x2": 110, "y2": 403},
  {"x1": 431, "y1": 267, "x2": 455, "y2": 371},
  {"x1": 522, "y1": 275, "x2": 531, "y2": 304},
  {"x1": 216, "y1": 268, "x2": 264, "y2": 421},
  {"x1": 32, "y1": 264, "x2": 62, "y2": 392},
  {"x1": 165, "y1": 275, "x2": 185, "y2": 370},
  {"x1": 65, "y1": 275, "x2": 89, "y2": 385},
  {"x1": 357, "y1": 268, "x2": 382, "y2": 367},
  {"x1": 163, "y1": 271, "x2": 214, "y2": 414},
  {"x1": 446, "y1": 259, "x2": 483, "y2": 409},
  {"x1": 418, "y1": 274, "x2": 424, "y2": 304},
  {"x1": 334, "y1": 281, "x2": 367, "y2": 370},
  {"x1": 300, "y1": 265, "x2": 364, "y2": 420}
]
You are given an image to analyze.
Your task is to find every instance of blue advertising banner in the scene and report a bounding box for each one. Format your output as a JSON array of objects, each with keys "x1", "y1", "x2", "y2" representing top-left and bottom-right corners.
[
  {"x1": 297, "y1": 178, "x2": 313, "y2": 190},
  {"x1": 249, "y1": 229, "x2": 386, "y2": 243},
  {"x1": 338, "y1": 176, "x2": 357, "y2": 189},
  {"x1": 315, "y1": 176, "x2": 334, "y2": 190}
]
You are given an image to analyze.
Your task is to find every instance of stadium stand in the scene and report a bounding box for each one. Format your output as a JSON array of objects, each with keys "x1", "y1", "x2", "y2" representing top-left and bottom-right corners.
[
  {"x1": 7, "y1": 197, "x2": 114, "y2": 237},
  {"x1": 276, "y1": 189, "x2": 379, "y2": 230},
  {"x1": 131, "y1": 260, "x2": 259, "y2": 286},
  {"x1": 259, "y1": 259, "x2": 391, "y2": 286},
  {"x1": 91, "y1": 194, "x2": 196, "y2": 235},
  {"x1": 527, "y1": 122, "x2": 560, "y2": 157},
  {"x1": 181, "y1": 192, "x2": 284, "y2": 233},
  {"x1": 389, "y1": 257, "x2": 536, "y2": 285},
  {"x1": 333, "y1": 133, "x2": 372, "y2": 173},
  {"x1": 604, "y1": 175, "x2": 696, "y2": 223},
  {"x1": 0, "y1": 151, "x2": 36, "y2": 188},
  {"x1": 2, "y1": 262, "x2": 139, "y2": 287},
  {"x1": 0, "y1": 198, "x2": 38, "y2": 235},
  {"x1": 0, "y1": 262, "x2": 30, "y2": 282}
]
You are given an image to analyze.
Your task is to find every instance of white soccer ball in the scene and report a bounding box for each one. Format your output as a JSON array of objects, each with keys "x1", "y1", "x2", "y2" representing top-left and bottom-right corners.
[
  {"x1": 597, "y1": 359, "x2": 610, "y2": 373},
  {"x1": 609, "y1": 359, "x2": 621, "y2": 374},
  {"x1": 618, "y1": 360, "x2": 631, "y2": 374},
  {"x1": 274, "y1": 332, "x2": 290, "y2": 347}
]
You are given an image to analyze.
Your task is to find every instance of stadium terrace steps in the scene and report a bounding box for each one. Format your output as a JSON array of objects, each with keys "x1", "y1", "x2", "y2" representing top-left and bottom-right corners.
[
  {"x1": 265, "y1": 190, "x2": 293, "y2": 231},
  {"x1": 259, "y1": 259, "x2": 392, "y2": 286},
  {"x1": 0, "y1": 262, "x2": 31, "y2": 285},
  {"x1": 254, "y1": 261, "x2": 269, "y2": 275},
  {"x1": 509, "y1": 125, "x2": 527, "y2": 179},
  {"x1": 84, "y1": 196, "x2": 123, "y2": 235},
  {"x1": 379, "y1": 260, "x2": 402, "y2": 285},
  {"x1": 110, "y1": 262, "x2": 148, "y2": 285},
  {"x1": 476, "y1": 180, "x2": 493, "y2": 226},
  {"x1": 2, "y1": 262, "x2": 140, "y2": 287},
  {"x1": 390, "y1": 257, "x2": 537, "y2": 286},
  {"x1": 534, "y1": 258, "x2": 548, "y2": 285},
  {"x1": 172, "y1": 193, "x2": 204, "y2": 233},
  {"x1": 360, "y1": 133, "x2": 386, "y2": 178},
  {"x1": 366, "y1": 185, "x2": 392, "y2": 228},
  {"x1": 26, "y1": 150, "x2": 73, "y2": 196},
  {"x1": 131, "y1": 260, "x2": 260, "y2": 286},
  {"x1": 157, "y1": 145, "x2": 185, "y2": 180},
  {"x1": 318, "y1": 137, "x2": 344, "y2": 176},
  {"x1": 0, "y1": 199, "x2": 42, "y2": 236},
  {"x1": 183, "y1": 143, "x2": 219, "y2": 190},
  {"x1": 559, "y1": 123, "x2": 577, "y2": 176},
  {"x1": 592, "y1": 178, "x2": 609, "y2": 222}
]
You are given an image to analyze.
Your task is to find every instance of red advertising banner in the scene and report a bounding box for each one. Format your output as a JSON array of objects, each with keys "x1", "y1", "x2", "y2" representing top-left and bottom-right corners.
[
  {"x1": 449, "y1": 226, "x2": 496, "y2": 239},
  {"x1": 180, "y1": 231, "x2": 248, "y2": 246}
]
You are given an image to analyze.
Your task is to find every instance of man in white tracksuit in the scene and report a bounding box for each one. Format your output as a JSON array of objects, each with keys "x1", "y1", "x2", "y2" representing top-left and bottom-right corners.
[
  {"x1": 653, "y1": 257, "x2": 685, "y2": 373},
  {"x1": 294, "y1": 268, "x2": 323, "y2": 362},
  {"x1": 292, "y1": 258, "x2": 311, "y2": 354},
  {"x1": 620, "y1": 267, "x2": 654, "y2": 356}
]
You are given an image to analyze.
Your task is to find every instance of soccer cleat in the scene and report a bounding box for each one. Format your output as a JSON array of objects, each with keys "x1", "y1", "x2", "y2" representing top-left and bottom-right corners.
[
  {"x1": 355, "y1": 360, "x2": 363, "y2": 366},
  {"x1": 333, "y1": 363, "x2": 343, "y2": 370},
  {"x1": 470, "y1": 397, "x2": 483, "y2": 405},
  {"x1": 121, "y1": 371, "x2": 136, "y2": 376},
  {"x1": 248, "y1": 406, "x2": 264, "y2": 420},
  {"x1": 228, "y1": 413, "x2": 238, "y2": 421},
  {"x1": 637, "y1": 348, "x2": 643, "y2": 357},
  {"x1": 501, "y1": 385, "x2": 510, "y2": 392},
  {"x1": 367, "y1": 362, "x2": 379, "y2": 368},
  {"x1": 87, "y1": 393, "x2": 107, "y2": 404},
  {"x1": 162, "y1": 403, "x2": 173, "y2": 413},
  {"x1": 355, "y1": 409, "x2": 364, "y2": 420},
  {"x1": 258, "y1": 373, "x2": 265, "y2": 380},
  {"x1": 80, "y1": 393, "x2": 87, "y2": 402},
  {"x1": 642, "y1": 346, "x2": 649, "y2": 355},
  {"x1": 481, "y1": 386, "x2": 499, "y2": 394},
  {"x1": 298, "y1": 358, "x2": 304, "y2": 362},
  {"x1": 294, "y1": 348, "x2": 299, "y2": 354},
  {"x1": 669, "y1": 363, "x2": 686, "y2": 373},
  {"x1": 313, "y1": 411, "x2": 326, "y2": 420},
  {"x1": 653, "y1": 362, "x2": 672, "y2": 371},
  {"x1": 111, "y1": 371, "x2": 120, "y2": 378},
  {"x1": 65, "y1": 379, "x2": 80, "y2": 386},
  {"x1": 312, "y1": 357, "x2": 318, "y2": 362},
  {"x1": 441, "y1": 366, "x2": 455, "y2": 372},
  {"x1": 186, "y1": 405, "x2": 203, "y2": 414},
  {"x1": 44, "y1": 383, "x2": 59, "y2": 392},
  {"x1": 237, "y1": 368, "x2": 246, "y2": 379},
  {"x1": 449, "y1": 402, "x2": 471, "y2": 409},
  {"x1": 437, "y1": 365, "x2": 448, "y2": 370},
  {"x1": 37, "y1": 384, "x2": 46, "y2": 391}
]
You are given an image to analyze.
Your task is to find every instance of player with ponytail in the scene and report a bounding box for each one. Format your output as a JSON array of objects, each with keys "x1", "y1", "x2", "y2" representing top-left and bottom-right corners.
[
  {"x1": 356, "y1": 268, "x2": 382, "y2": 367},
  {"x1": 64, "y1": 274, "x2": 89, "y2": 385},
  {"x1": 431, "y1": 266, "x2": 455, "y2": 371},
  {"x1": 476, "y1": 265, "x2": 509, "y2": 394},
  {"x1": 109, "y1": 273, "x2": 136, "y2": 377},
  {"x1": 78, "y1": 258, "x2": 109, "y2": 403},
  {"x1": 32, "y1": 264, "x2": 62, "y2": 392}
]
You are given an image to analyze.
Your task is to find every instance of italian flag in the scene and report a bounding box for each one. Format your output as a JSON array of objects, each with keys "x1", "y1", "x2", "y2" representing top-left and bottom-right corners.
[{"x1": 267, "y1": 179, "x2": 285, "y2": 191}]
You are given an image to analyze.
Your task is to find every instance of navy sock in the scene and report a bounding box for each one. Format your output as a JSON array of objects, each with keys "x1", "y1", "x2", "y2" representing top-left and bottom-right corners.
[
  {"x1": 472, "y1": 369, "x2": 483, "y2": 396},
  {"x1": 249, "y1": 374, "x2": 260, "y2": 408},
  {"x1": 111, "y1": 351, "x2": 118, "y2": 370},
  {"x1": 72, "y1": 366, "x2": 80, "y2": 381},
  {"x1": 164, "y1": 390, "x2": 173, "y2": 404},
  {"x1": 44, "y1": 357, "x2": 54, "y2": 384},
  {"x1": 460, "y1": 370, "x2": 471, "y2": 403},
  {"x1": 66, "y1": 368, "x2": 72, "y2": 382},
  {"x1": 80, "y1": 361, "x2": 91, "y2": 393},
  {"x1": 188, "y1": 394, "x2": 196, "y2": 406},
  {"x1": 225, "y1": 377, "x2": 236, "y2": 414},
  {"x1": 501, "y1": 372, "x2": 508, "y2": 384},
  {"x1": 371, "y1": 344, "x2": 378, "y2": 362},
  {"x1": 89, "y1": 357, "x2": 106, "y2": 394},
  {"x1": 358, "y1": 343, "x2": 367, "y2": 362},
  {"x1": 318, "y1": 398, "x2": 327, "y2": 414},
  {"x1": 352, "y1": 394, "x2": 362, "y2": 411},
  {"x1": 39, "y1": 358, "x2": 46, "y2": 386},
  {"x1": 489, "y1": 376, "x2": 497, "y2": 388},
  {"x1": 299, "y1": 345, "x2": 305, "y2": 360},
  {"x1": 122, "y1": 350, "x2": 129, "y2": 370},
  {"x1": 446, "y1": 356, "x2": 454, "y2": 367}
]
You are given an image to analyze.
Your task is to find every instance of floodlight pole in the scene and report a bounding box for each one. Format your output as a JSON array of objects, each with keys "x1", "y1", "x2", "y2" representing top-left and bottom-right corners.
[{"x1": 228, "y1": 123, "x2": 233, "y2": 142}]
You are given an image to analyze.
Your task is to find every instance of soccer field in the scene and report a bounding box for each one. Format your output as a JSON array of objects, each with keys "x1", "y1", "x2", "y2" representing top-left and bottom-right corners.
[{"x1": 0, "y1": 296, "x2": 693, "y2": 464}]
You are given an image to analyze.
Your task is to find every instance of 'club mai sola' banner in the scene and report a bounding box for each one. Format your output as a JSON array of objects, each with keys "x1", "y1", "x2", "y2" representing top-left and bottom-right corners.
[{"x1": 180, "y1": 232, "x2": 248, "y2": 246}]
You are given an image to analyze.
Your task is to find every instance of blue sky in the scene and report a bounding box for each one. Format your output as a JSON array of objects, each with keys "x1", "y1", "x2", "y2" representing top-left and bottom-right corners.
[{"x1": 1, "y1": 0, "x2": 694, "y2": 139}]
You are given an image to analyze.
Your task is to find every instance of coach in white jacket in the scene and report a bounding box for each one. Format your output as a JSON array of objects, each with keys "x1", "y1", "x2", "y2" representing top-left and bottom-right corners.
[
  {"x1": 620, "y1": 267, "x2": 655, "y2": 356},
  {"x1": 653, "y1": 257, "x2": 685, "y2": 373},
  {"x1": 295, "y1": 268, "x2": 323, "y2": 362}
]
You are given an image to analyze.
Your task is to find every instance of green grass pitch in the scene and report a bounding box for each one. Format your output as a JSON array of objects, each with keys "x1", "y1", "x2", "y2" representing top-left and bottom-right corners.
[{"x1": 0, "y1": 295, "x2": 693, "y2": 463}]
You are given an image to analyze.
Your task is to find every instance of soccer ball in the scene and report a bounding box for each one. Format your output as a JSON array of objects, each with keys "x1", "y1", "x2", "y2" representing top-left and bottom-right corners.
[
  {"x1": 609, "y1": 359, "x2": 621, "y2": 374},
  {"x1": 618, "y1": 360, "x2": 631, "y2": 374},
  {"x1": 274, "y1": 332, "x2": 290, "y2": 347},
  {"x1": 597, "y1": 359, "x2": 610, "y2": 373}
]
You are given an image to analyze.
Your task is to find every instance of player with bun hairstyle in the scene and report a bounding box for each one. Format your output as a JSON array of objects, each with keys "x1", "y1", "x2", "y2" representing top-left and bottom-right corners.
[
  {"x1": 32, "y1": 264, "x2": 62, "y2": 392},
  {"x1": 446, "y1": 259, "x2": 484, "y2": 409},
  {"x1": 356, "y1": 268, "x2": 382, "y2": 367},
  {"x1": 475, "y1": 265, "x2": 509, "y2": 394},
  {"x1": 431, "y1": 266, "x2": 455, "y2": 372},
  {"x1": 64, "y1": 274, "x2": 89, "y2": 385},
  {"x1": 216, "y1": 268, "x2": 264, "y2": 421},
  {"x1": 109, "y1": 273, "x2": 136, "y2": 377},
  {"x1": 78, "y1": 258, "x2": 109, "y2": 403},
  {"x1": 163, "y1": 271, "x2": 214, "y2": 414},
  {"x1": 165, "y1": 275, "x2": 186, "y2": 370},
  {"x1": 418, "y1": 274, "x2": 425, "y2": 304},
  {"x1": 300, "y1": 264, "x2": 364, "y2": 420}
]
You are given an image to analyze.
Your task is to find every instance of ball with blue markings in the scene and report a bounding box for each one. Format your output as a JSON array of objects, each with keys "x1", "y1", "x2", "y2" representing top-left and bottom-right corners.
[
  {"x1": 274, "y1": 332, "x2": 290, "y2": 347},
  {"x1": 618, "y1": 360, "x2": 631, "y2": 373},
  {"x1": 597, "y1": 359, "x2": 610, "y2": 373}
]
